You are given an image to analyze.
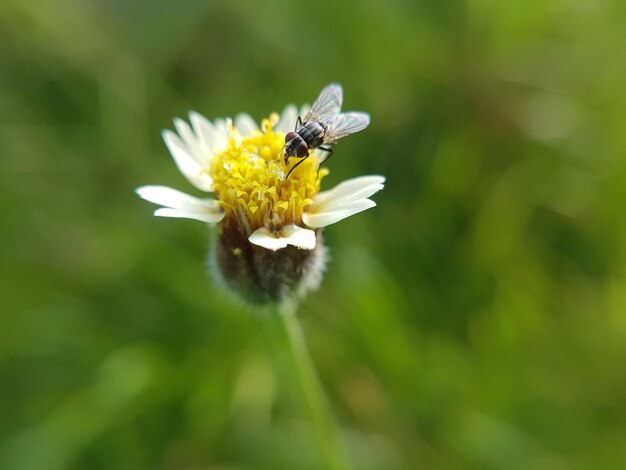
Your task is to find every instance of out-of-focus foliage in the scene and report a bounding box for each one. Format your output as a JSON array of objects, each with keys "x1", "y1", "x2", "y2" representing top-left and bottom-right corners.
[{"x1": 1, "y1": 0, "x2": 624, "y2": 468}]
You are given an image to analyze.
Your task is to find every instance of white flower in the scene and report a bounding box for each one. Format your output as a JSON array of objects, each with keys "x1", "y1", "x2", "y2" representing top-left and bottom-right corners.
[
  {"x1": 136, "y1": 105, "x2": 384, "y2": 252},
  {"x1": 136, "y1": 91, "x2": 384, "y2": 303}
]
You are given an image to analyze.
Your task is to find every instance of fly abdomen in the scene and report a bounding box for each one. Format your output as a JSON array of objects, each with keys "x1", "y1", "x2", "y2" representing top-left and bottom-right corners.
[{"x1": 298, "y1": 121, "x2": 326, "y2": 149}]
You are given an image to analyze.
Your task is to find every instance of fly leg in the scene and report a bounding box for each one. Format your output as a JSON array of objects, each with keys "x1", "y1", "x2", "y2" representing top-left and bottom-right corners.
[
  {"x1": 317, "y1": 146, "x2": 334, "y2": 175},
  {"x1": 286, "y1": 147, "x2": 333, "y2": 178},
  {"x1": 286, "y1": 155, "x2": 309, "y2": 179}
]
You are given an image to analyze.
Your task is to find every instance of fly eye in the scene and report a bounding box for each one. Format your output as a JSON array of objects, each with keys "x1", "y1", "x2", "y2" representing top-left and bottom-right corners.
[
  {"x1": 298, "y1": 143, "x2": 309, "y2": 157},
  {"x1": 285, "y1": 131, "x2": 297, "y2": 144}
]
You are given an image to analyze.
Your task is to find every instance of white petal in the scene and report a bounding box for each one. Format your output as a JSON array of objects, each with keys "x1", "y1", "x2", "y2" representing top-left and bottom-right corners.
[
  {"x1": 234, "y1": 113, "x2": 259, "y2": 137},
  {"x1": 173, "y1": 119, "x2": 199, "y2": 158},
  {"x1": 302, "y1": 175, "x2": 385, "y2": 228},
  {"x1": 314, "y1": 183, "x2": 384, "y2": 214},
  {"x1": 314, "y1": 175, "x2": 386, "y2": 206},
  {"x1": 135, "y1": 185, "x2": 218, "y2": 212},
  {"x1": 281, "y1": 224, "x2": 317, "y2": 250},
  {"x1": 213, "y1": 118, "x2": 230, "y2": 139},
  {"x1": 189, "y1": 111, "x2": 226, "y2": 153},
  {"x1": 173, "y1": 118, "x2": 210, "y2": 166},
  {"x1": 249, "y1": 228, "x2": 289, "y2": 251},
  {"x1": 276, "y1": 104, "x2": 298, "y2": 133},
  {"x1": 154, "y1": 208, "x2": 224, "y2": 224},
  {"x1": 302, "y1": 199, "x2": 376, "y2": 228},
  {"x1": 162, "y1": 130, "x2": 213, "y2": 191},
  {"x1": 248, "y1": 225, "x2": 316, "y2": 251},
  {"x1": 136, "y1": 185, "x2": 224, "y2": 224}
]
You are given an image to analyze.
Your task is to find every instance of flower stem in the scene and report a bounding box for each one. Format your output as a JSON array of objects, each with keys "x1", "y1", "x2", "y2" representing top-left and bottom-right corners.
[{"x1": 268, "y1": 300, "x2": 351, "y2": 470}]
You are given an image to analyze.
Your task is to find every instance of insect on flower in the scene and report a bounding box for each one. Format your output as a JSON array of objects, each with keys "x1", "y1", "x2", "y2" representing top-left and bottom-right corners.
[
  {"x1": 284, "y1": 83, "x2": 370, "y2": 177},
  {"x1": 136, "y1": 83, "x2": 385, "y2": 304}
]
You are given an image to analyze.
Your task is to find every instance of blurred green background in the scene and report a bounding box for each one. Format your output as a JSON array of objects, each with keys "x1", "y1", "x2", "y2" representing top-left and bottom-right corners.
[{"x1": 1, "y1": 0, "x2": 625, "y2": 468}]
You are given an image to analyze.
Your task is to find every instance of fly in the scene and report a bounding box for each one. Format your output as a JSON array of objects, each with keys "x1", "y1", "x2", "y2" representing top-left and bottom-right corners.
[{"x1": 284, "y1": 83, "x2": 370, "y2": 178}]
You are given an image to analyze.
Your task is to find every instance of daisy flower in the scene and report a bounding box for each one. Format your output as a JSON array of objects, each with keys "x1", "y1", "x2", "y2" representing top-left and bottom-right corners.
[{"x1": 136, "y1": 86, "x2": 385, "y2": 303}]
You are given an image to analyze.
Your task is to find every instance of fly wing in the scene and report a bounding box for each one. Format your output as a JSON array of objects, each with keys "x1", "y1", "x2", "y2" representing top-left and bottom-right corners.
[
  {"x1": 324, "y1": 112, "x2": 370, "y2": 143},
  {"x1": 303, "y1": 83, "x2": 343, "y2": 125}
]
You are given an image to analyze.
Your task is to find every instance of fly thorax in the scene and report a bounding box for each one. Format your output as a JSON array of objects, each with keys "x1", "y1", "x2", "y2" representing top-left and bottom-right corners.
[{"x1": 298, "y1": 122, "x2": 325, "y2": 148}]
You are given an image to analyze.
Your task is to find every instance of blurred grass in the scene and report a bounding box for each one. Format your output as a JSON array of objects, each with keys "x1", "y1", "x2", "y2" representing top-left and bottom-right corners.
[{"x1": 1, "y1": 0, "x2": 625, "y2": 468}]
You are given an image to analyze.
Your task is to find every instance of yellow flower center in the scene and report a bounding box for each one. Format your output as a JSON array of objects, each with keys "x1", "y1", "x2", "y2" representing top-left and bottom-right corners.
[{"x1": 208, "y1": 114, "x2": 328, "y2": 232}]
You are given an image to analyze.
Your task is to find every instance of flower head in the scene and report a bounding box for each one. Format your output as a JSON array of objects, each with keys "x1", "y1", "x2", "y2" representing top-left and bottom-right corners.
[{"x1": 137, "y1": 92, "x2": 384, "y2": 303}]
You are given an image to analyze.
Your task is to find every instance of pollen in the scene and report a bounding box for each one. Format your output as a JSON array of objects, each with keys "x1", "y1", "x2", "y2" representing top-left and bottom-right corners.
[{"x1": 208, "y1": 114, "x2": 328, "y2": 232}]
